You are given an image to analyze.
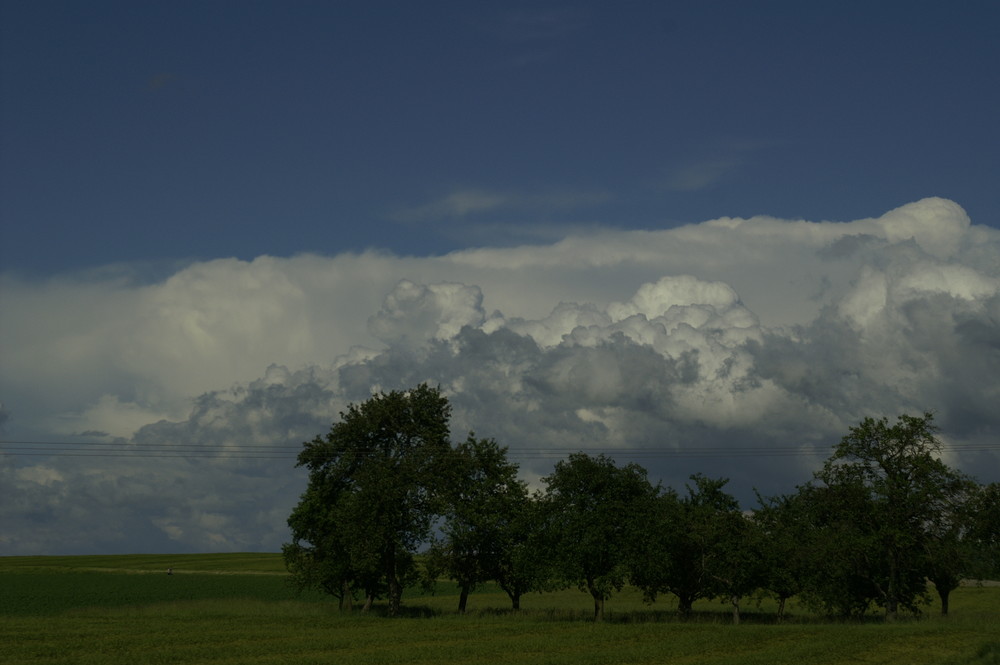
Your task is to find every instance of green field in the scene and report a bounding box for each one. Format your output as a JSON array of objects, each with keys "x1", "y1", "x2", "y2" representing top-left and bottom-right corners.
[{"x1": 2, "y1": 554, "x2": 998, "y2": 665}]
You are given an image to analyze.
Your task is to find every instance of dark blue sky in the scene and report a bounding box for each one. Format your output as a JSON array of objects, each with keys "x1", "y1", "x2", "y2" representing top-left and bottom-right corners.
[{"x1": 2, "y1": 0, "x2": 999, "y2": 276}]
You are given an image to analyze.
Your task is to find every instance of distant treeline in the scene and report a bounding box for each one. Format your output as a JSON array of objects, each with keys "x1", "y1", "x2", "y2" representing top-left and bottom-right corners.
[{"x1": 283, "y1": 384, "x2": 1000, "y2": 621}]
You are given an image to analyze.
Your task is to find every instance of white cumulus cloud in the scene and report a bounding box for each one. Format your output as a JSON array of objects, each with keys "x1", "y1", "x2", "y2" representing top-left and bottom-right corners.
[{"x1": 1, "y1": 197, "x2": 998, "y2": 554}]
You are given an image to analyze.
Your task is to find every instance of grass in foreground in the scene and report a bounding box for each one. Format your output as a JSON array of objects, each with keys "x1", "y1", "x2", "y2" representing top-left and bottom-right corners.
[{"x1": 2, "y1": 554, "x2": 998, "y2": 665}]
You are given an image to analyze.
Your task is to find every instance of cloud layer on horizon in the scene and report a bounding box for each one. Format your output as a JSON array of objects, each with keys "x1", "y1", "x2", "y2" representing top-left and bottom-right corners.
[{"x1": 2, "y1": 197, "x2": 999, "y2": 554}]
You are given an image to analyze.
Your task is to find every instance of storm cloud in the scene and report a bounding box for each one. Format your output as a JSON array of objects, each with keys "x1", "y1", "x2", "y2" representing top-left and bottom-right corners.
[{"x1": 2, "y1": 198, "x2": 998, "y2": 554}]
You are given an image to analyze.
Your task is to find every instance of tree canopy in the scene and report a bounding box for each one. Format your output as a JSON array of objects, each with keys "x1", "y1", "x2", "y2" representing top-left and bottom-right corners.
[
  {"x1": 284, "y1": 383, "x2": 452, "y2": 616},
  {"x1": 285, "y1": 401, "x2": 996, "y2": 621},
  {"x1": 809, "y1": 413, "x2": 979, "y2": 619},
  {"x1": 425, "y1": 434, "x2": 533, "y2": 613},
  {"x1": 540, "y1": 452, "x2": 659, "y2": 621}
]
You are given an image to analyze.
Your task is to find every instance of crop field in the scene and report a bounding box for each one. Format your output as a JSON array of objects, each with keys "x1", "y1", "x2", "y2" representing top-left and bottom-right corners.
[{"x1": 2, "y1": 554, "x2": 998, "y2": 665}]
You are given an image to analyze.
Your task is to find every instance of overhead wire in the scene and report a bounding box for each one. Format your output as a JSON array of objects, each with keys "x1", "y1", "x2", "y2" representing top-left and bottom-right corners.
[{"x1": 1, "y1": 439, "x2": 997, "y2": 462}]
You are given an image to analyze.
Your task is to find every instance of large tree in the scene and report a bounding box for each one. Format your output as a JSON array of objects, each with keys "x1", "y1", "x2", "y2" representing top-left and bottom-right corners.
[
  {"x1": 284, "y1": 384, "x2": 452, "y2": 616},
  {"x1": 812, "y1": 412, "x2": 975, "y2": 620},
  {"x1": 541, "y1": 453, "x2": 658, "y2": 621}
]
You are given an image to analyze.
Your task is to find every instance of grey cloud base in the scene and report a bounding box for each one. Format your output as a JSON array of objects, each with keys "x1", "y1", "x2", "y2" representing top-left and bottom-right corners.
[{"x1": 1, "y1": 198, "x2": 998, "y2": 554}]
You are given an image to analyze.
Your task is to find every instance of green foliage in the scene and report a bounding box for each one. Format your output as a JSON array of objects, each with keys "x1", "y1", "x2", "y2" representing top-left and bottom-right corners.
[
  {"x1": 281, "y1": 403, "x2": 994, "y2": 627},
  {"x1": 626, "y1": 488, "x2": 679, "y2": 602},
  {"x1": 794, "y1": 480, "x2": 888, "y2": 617},
  {"x1": 630, "y1": 474, "x2": 756, "y2": 621},
  {"x1": 285, "y1": 383, "x2": 452, "y2": 615},
  {"x1": 540, "y1": 452, "x2": 659, "y2": 620},
  {"x1": 752, "y1": 491, "x2": 813, "y2": 619},
  {"x1": 489, "y1": 488, "x2": 551, "y2": 610},
  {"x1": 807, "y1": 413, "x2": 981, "y2": 619},
  {"x1": 967, "y1": 483, "x2": 1000, "y2": 578},
  {"x1": 425, "y1": 434, "x2": 541, "y2": 612}
]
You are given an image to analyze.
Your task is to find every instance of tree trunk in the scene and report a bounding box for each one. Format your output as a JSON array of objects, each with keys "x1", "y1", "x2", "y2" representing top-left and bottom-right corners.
[
  {"x1": 931, "y1": 575, "x2": 958, "y2": 616},
  {"x1": 341, "y1": 580, "x2": 354, "y2": 611},
  {"x1": 885, "y1": 590, "x2": 898, "y2": 621},
  {"x1": 731, "y1": 595, "x2": 741, "y2": 625},
  {"x1": 388, "y1": 575, "x2": 402, "y2": 617},
  {"x1": 500, "y1": 583, "x2": 522, "y2": 610},
  {"x1": 593, "y1": 594, "x2": 605, "y2": 622},
  {"x1": 587, "y1": 578, "x2": 605, "y2": 621},
  {"x1": 776, "y1": 596, "x2": 787, "y2": 622},
  {"x1": 677, "y1": 593, "x2": 695, "y2": 616},
  {"x1": 385, "y1": 544, "x2": 402, "y2": 617},
  {"x1": 458, "y1": 583, "x2": 471, "y2": 614},
  {"x1": 884, "y1": 556, "x2": 898, "y2": 622},
  {"x1": 938, "y1": 586, "x2": 951, "y2": 616}
]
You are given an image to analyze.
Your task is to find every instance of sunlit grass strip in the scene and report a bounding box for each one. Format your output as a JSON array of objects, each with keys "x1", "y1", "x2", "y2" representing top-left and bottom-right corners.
[
  {"x1": 0, "y1": 570, "x2": 330, "y2": 616},
  {"x1": 0, "y1": 552, "x2": 287, "y2": 574}
]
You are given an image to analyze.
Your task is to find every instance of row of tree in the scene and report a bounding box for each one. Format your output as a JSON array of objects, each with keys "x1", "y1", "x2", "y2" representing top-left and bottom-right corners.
[{"x1": 283, "y1": 384, "x2": 1000, "y2": 621}]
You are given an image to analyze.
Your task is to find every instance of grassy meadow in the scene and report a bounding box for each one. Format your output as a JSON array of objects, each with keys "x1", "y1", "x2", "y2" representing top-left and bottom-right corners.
[{"x1": 2, "y1": 553, "x2": 998, "y2": 665}]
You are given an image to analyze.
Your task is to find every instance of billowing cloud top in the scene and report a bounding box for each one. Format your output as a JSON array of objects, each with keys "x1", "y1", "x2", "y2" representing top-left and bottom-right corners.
[{"x1": 2, "y1": 198, "x2": 998, "y2": 554}]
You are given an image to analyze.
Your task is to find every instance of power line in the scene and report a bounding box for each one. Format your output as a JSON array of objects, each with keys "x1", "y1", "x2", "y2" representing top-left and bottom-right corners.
[{"x1": 1, "y1": 440, "x2": 997, "y2": 462}]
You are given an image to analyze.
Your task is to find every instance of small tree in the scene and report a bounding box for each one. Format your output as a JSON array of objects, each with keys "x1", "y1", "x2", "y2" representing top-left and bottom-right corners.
[
  {"x1": 283, "y1": 482, "x2": 358, "y2": 610},
  {"x1": 924, "y1": 480, "x2": 1000, "y2": 613},
  {"x1": 541, "y1": 453, "x2": 658, "y2": 621},
  {"x1": 752, "y1": 491, "x2": 813, "y2": 621},
  {"x1": 635, "y1": 474, "x2": 742, "y2": 617},
  {"x1": 285, "y1": 384, "x2": 452, "y2": 616},
  {"x1": 968, "y1": 483, "x2": 1000, "y2": 580},
  {"x1": 795, "y1": 480, "x2": 885, "y2": 617},
  {"x1": 705, "y1": 498, "x2": 763, "y2": 625},
  {"x1": 626, "y1": 488, "x2": 679, "y2": 607},
  {"x1": 921, "y1": 474, "x2": 984, "y2": 615},
  {"x1": 492, "y1": 491, "x2": 550, "y2": 610},
  {"x1": 428, "y1": 434, "x2": 529, "y2": 613}
]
